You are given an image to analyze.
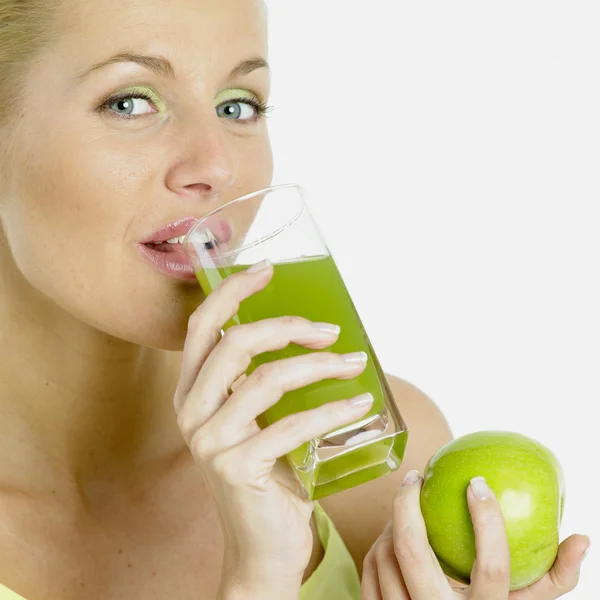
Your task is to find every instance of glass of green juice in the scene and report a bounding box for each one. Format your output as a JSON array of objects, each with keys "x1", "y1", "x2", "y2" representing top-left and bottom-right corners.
[{"x1": 182, "y1": 183, "x2": 408, "y2": 500}]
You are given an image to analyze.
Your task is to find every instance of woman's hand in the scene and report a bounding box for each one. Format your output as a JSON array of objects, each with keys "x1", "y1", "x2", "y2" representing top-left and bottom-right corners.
[
  {"x1": 361, "y1": 470, "x2": 590, "y2": 600},
  {"x1": 174, "y1": 261, "x2": 375, "y2": 599}
]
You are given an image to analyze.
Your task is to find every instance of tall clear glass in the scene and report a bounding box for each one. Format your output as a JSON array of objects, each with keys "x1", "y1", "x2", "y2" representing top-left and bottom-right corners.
[{"x1": 183, "y1": 184, "x2": 408, "y2": 500}]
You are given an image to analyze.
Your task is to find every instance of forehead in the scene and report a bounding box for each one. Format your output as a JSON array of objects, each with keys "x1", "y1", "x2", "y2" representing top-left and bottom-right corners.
[{"x1": 53, "y1": 0, "x2": 268, "y2": 76}]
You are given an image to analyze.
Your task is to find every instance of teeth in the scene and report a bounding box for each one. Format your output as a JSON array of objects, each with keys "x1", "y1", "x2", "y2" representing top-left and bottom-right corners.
[
  {"x1": 166, "y1": 235, "x2": 187, "y2": 244},
  {"x1": 163, "y1": 231, "x2": 212, "y2": 245}
]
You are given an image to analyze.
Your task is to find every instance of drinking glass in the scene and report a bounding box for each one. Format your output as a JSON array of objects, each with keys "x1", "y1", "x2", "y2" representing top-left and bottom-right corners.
[{"x1": 183, "y1": 183, "x2": 408, "y2": 500}]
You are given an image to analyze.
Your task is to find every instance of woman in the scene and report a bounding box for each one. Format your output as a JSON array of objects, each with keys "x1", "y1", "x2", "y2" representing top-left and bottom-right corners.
[{"x1": 0, "y1": 0, "x2": 589, "y2": 598}]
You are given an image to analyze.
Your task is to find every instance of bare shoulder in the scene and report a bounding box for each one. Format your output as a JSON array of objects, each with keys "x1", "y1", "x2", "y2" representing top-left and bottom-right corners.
[{"x1": 318, "y1": 374, "x2": 454, "y2": 574}]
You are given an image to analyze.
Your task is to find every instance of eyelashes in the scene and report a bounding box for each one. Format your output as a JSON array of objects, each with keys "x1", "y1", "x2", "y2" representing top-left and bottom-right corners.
[
  {"x1": 98, "y1": 89, "x2": 273, "y2": 124},
  {"x1": 219, "y1": 96, "x2": 273, "y2": 121}
]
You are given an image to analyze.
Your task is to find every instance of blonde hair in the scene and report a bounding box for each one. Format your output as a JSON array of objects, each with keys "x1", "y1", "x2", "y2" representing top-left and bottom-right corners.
[
  {"x1": 0, "y1": 1, "x2": 64, "y2": 177},
  {"x1": 0, "y1": 1, "x2": 62, "y2": 130}
]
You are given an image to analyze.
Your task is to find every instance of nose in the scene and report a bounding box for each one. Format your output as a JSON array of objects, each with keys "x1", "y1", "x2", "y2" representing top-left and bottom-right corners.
[{"x1": 164, "y1": 119, "x2": 237, "y2": 200}]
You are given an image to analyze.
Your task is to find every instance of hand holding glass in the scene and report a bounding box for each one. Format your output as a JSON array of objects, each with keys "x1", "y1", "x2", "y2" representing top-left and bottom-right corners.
[{"x1": 183, "y1": 184, "x2": 408, "y2": 500}]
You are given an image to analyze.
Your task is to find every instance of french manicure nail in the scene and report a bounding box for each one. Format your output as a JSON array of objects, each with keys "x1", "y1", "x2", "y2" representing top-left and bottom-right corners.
[
  {"x1": 402, "y1": 470, "x2": 420, "y2": 486},
  {"x1": 470, "y1": 476, "x2": 492, "y2": 500},
  {"x1": 313, "y1": 322, "x2": 341, "y2": 335},
  {"x1": 247, "y1": 259, "x2": 272, "y2": 273},
  {"x1": 342, "y1": 351, "x2": 368, "y2": 364},
  {"x1": 348, "y1": 392, "x2": 374, "y2": 408}
]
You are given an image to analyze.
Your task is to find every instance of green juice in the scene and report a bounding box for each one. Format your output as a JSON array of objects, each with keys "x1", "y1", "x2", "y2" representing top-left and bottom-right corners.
[{"x1": 196, "y1": 255, "x2": 408, "y2": 499}]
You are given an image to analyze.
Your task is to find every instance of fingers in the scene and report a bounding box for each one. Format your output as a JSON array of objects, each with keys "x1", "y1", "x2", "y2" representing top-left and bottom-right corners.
[
  {"x1": 508, "y1": 533, "x2": 590, "y2": 600},
  {"x1": 191, "y1": 396, "x2": 374, "y2": 493},
  {"x1": 466, "y1": 476, "x2": 511, "y2": 599},
  {"x1": 226, "y1": 392, "x2": 375, "y2": 470},
  {"x1": 178, "y1": 322, "x2": 364, "y2": 450},
  {"x1": 208, "y1": 350, "x2": 368, "y2": 437},
  {"x1": 392, "y1": 471, "x2": 448, "y2": 599},
  {"x1": 186, "y1": 316, "x2": 344, "y2": 427},
  {"x1": 175, "y1": 261, "x2": 273, "y2": 410},
  {"x1": 362, "y1": 522, "x2": 411, "y2": 600},
  {"x1": 361, "y1": 546, "x2": 385, "y2": 600}
]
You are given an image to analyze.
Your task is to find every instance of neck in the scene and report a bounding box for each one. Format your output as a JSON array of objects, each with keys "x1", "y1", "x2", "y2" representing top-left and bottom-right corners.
[{"x1": 0, "y1": 238, "x2": 187, "y2": 496}]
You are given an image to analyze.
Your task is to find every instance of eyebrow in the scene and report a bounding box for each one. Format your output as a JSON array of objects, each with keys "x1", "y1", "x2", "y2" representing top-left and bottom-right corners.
[{"x1": 75, "y1": 53, "x2": 270, "y2": 83}]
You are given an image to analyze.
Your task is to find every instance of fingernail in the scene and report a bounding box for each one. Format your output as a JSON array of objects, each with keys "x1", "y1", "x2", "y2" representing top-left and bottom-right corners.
[
  {"x1": 582, "y1": 537, "x2": 592, "y2": 563},
  {"x1": 348, "y1": 392, "x2": 374, "y2": 408},
  {"x1": 470, "y1": 476, "x2": 493, "y2": 500},
  {"x1": 314, "y1": 322, "x2": 341, "y2": 335},
  {"x1": 247, "y1": 259, "x2": 272, "y2": 273},
  {"x1": 342, "y1": 351, "x2": 368, "y2": 363},
  {"x1": 402, "y1": 470, "x2": 420, "y2": 486}
]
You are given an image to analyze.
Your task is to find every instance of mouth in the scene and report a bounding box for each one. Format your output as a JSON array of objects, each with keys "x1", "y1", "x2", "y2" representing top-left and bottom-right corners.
[
  {"x1": 144, "y1": 232, "x2": 218, "y2": 253},
  {"x1": 137, "y1": 216, "x2": 232, "y2": 282}
]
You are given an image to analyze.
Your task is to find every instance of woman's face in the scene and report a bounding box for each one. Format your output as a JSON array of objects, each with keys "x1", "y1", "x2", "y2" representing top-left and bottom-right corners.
[{"x1": 0, "y1": 0, "x2": 273, "y2": 350}]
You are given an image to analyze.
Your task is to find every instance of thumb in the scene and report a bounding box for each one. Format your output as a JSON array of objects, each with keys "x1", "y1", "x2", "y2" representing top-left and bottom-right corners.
[
  {"x1": 510, "y1": 534, "x2": 590, "y2": 599},
  {"x1": 550, "y1": 534, "x2": 590, "y2": 589}
]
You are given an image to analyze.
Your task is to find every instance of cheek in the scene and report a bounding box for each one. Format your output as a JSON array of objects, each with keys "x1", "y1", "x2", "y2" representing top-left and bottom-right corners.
[
  {"x1": 2, "y1": 126, "x2": 274, "y2": 349},
  {"x1": 234, "y1": 131, "x2": 274, "y2": 193},
  {"x1": 2, "y1": 131, "x2": 194, "y2": 348},
  {"x1": 9, "y1": 130, "x2": 145, "y2": 286}
]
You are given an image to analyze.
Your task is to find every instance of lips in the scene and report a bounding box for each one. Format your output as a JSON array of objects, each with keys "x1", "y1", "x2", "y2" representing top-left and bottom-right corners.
[
  {"x1": 142, "y1": 216, "x2": 199, "y2": 244},
  {"x1": 141, "y1": 216, "x2": 232, "y2": 245},
  {"x1": 137, "y1": 216, "x2": 233, "y2": 282},
  {"x1": 137, "y1": 243, "x2": 198, "y2": 282}
]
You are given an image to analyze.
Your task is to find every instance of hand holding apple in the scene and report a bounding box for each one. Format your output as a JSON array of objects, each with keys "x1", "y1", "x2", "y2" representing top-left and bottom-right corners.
[
  {"x1": 420, "y1": 430, "x2": 568, "y2": 590},
  {"x1": 361, "y1": 430, "x2": 590, "y2": 599}
]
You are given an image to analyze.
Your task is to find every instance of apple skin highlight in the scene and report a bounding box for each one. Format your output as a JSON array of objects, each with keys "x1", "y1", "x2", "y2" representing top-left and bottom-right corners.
[{"x1": 420, "y1": 430, "x2": 565, "y2": 591}]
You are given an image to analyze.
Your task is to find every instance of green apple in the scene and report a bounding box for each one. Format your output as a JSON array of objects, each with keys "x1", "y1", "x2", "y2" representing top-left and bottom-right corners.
[{"x1": 420, "y1": 430, "x2": 565, "y2": 591}]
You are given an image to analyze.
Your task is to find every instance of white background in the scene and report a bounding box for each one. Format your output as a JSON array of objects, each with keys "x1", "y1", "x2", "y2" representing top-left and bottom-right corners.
[{"x1": 266, "y1": 1, "x2": 598, "y2": 597}]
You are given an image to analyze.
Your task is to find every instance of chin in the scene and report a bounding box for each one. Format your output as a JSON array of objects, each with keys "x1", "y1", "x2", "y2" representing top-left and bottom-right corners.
[
  {"x1": 100, "y1": 317, "x2": 190, "y2": 352},
  {"x1": 84, "y1": 290, "x2": 203, "y2": 352}
]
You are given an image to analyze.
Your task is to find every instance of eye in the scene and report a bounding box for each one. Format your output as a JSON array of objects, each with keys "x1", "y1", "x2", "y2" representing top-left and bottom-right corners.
[
  {"x1": 216, "y1": 98, "x2": 269, "y2": 123},
  {"x1": 107, "y1": 94, "x2": 157, "y2": 117},
  {"x1": 99, "y1": 90, "x2": 160, "y2": 120}
]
